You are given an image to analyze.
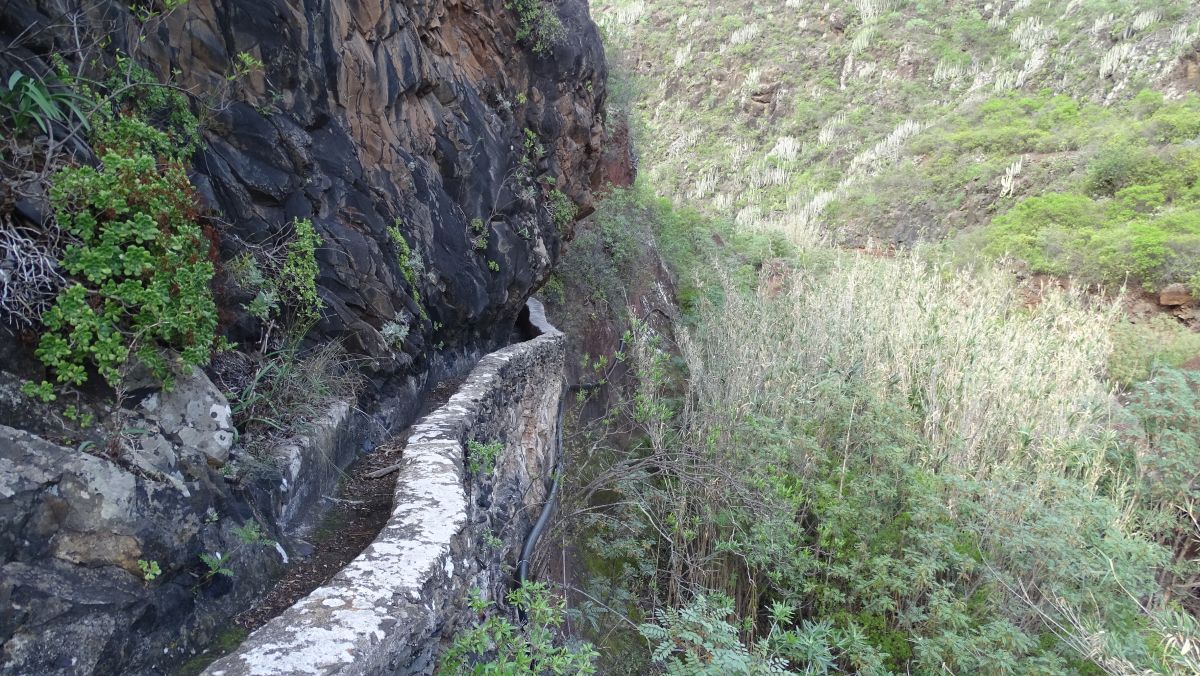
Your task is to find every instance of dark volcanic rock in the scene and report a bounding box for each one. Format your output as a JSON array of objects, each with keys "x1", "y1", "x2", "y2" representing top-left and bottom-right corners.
[{"x1": 0, "y1": 0, "x2": 631, "y2": 673}]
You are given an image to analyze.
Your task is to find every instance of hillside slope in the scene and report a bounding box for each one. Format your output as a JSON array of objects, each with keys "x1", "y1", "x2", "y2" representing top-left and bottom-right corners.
[
  {"x1": 595, "y1": 0, "x2": 1200, "y2": 296},
  {"x1": 0, "y1": 0, "x2": 624, "y2": 672}
]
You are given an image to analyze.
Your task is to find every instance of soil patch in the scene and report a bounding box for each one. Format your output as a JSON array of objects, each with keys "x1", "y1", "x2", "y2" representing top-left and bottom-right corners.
[{"x1": 233, "y1": 442, "x2": 403, "y2": 631}]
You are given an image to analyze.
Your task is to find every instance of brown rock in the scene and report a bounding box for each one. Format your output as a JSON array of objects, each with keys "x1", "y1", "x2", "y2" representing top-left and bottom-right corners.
[
  {"x1": 51, "y1": 532, "x2": 143, "y2": 575},
  {"x1": 1160, "y1": 283, "x2": 1193, "y2": 306}
]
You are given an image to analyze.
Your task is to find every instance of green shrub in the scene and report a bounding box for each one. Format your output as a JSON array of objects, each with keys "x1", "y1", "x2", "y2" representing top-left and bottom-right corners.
[
  {"x1": 280, "y1": 218, "x2": 323, "y2": 325},
  {"x1": 985, "y1": 189, "x2": 1200, "y2": 291},
  {"x1": 1146, "y1": 98, "x2": 1200, "y2": 143},
  {"x1": 29, "y1": 113, "x2": 219, "y2": 395},
  {"x1": 387, "y1": 222, "x2": 425, "y2": 317},
  {"x1": 1126, "y1": 366, "x2": 1200, "y2": 508},
  {"x1": 441, "y1": 582, "x2": 598, "y2": 674},
  {"x1": 983, "y1": 192, "x2": 1100, "y2": 275},
  {"x1": 467, "y1": 439, "x2": 503, "y2": 475},
  {"x1": 1110, "y1": 315, "x2": 1200, "y2": 386},
  {"x1": 546, "y1": 189, "x2": 577, "y2": 232},
  {"x1": 505, "y1": 0, "x2": 566, "y2": 56}
]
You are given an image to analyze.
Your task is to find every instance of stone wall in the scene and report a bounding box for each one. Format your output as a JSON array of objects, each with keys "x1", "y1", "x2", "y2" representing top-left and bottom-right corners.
[{"x1": 205, "y1": 301, "x2": 564, "y2": 675}]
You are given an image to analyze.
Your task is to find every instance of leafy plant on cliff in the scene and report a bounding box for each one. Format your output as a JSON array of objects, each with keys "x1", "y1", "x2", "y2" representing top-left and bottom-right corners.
[
  {"x1": 467, "y1": 439, "x2": 504, "y2": 476},
  {"x1": 0, "y1": 70, "x2": 90, "y2": 135},
  {"x1": 229, "y1": 217, "x2": 325, "y2": 350},
  {"x1": 279, "y1": 218, "x2": 323, "y2": 326},
  {"x1": 24, "y1": 110, "x2": 220, "y2": 399},
  {"x1": 441, "y1": 583, "x2": 598, "y2": 674},
  {"x1": 198, "y1": 551, "x2": 234, "y2": 581},
  {"x1": 546, "y1": 189, "x2": 577, "y2": 232},
  {"x1": 505, "y1": 0, "x2": 567, "y2": 56},
  {"x1": 387, "y1": 221, "x2": 426, "y2": 318}
]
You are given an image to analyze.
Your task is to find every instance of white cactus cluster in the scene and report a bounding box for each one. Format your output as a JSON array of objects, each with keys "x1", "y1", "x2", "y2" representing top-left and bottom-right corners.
[
  {"x1": 664, "y1": 128, "x2": 698, "y2": 159},
  {"x1": 594, "y1": 0, "x2": 645, "y2": 31},
  {"x1": 850, "y1": 24, "x2": 879, "y2": 53},
  {"x1": 768, "y1": 136, "x2": 802, "y2": 162},
  {"x1": 853, "y1": 0, "x2": 893, "y2": 23},
  {"x1": 689, "y1": 168, "x2": 720, "y2": 200},
  {"x1": 1099, "y1": 42, "x2": 1135, "y2": 78},
  {"x1": 846, "y1": 119, "x2": 923, "y2": 178},
  {"x1": 1015, "y1": 45, "x2": 1048, "y2": 88},
  {"x1": 1090, "y1": 13, "x2": 1115, "y2": 40},
  {"x1": 783, "y1": 118, "x2": 925, "y2": 240},
  {"x1": 818, "y1": 111, "x2": 848, "y2": 146},
  {"x1": 674, "y1": 43, "x2": 692, "y2": 68},
  {"x1": 735, "y1": 204, "x2": 764, "y2": 228},
  {"x1": 1010, "y1": 16, "x2": 1048, "y2": 52},
  {"x1": 1131, "y1": 9, "x2": 1161, "y2": 35},
  {"x1": 1171, "y1": 20, "x2": 1199, "y2": 49},
  {"x1": 750, "y1": 161, "x2": 789, "y2": 188},
  {"x1": 999, "y1": 156, "x2": 1024, "y2": 198},
  {"x1": 730, "y1": 23, "x2": 762, "y2": 46}
]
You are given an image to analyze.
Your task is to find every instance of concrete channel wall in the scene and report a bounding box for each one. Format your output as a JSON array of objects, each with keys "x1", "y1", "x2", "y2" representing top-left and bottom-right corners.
[{"x1": 206, "y1": 300, "x2": 565, "y2": 675}]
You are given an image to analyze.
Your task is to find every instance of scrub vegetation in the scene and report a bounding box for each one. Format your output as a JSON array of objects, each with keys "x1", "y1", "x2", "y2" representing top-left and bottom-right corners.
[{"x1": 539, "y1": 0, "x2": 1200, "y2": 673}]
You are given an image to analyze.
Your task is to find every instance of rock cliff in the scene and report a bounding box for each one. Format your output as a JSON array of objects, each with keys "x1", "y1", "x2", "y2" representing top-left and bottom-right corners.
[{"x1": 0, "y1": 0, "x2": 626, "y2": 672}]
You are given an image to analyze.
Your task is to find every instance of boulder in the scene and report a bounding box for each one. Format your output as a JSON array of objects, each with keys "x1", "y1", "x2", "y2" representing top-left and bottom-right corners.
[{"x1": 1160, "y1": 283, "x2": 1193, "y2": 306}]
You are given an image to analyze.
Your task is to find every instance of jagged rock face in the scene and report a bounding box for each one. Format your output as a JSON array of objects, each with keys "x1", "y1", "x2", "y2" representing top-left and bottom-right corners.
[
  {"x1": 3, "y1": 0, "x2": 614, "y2": 365},
  {"x1": 166, "y1": 0, "x2": 610, "y2": 363},
  {"x1": 0, "y1": 418, "x2": 287, "y2": 675},
  {"x1": 0, "y1": 0, "x2": 625, "y2": 673}
]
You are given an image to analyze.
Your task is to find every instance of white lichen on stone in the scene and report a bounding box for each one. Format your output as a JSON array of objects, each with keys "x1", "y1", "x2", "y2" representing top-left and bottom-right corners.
[{"x1": 205, "y1": 301, "x2": 565, "y2": 676}]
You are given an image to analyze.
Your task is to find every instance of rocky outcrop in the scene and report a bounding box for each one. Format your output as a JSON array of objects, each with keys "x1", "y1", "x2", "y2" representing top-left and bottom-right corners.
[
  {"x1": 1160, "y1": 283, "x2": 1194, "y2": 307},
  {"x1": 206, "y1": 300, "x2": 564, "y2": 675},
  {"x1": 0, "y1": 0, "x2": 627, "y2": 673},
  {"x1": 0, "y1": 365, "x2": 360, "y2": 674},
  {"x1": 2, "y1": 0, "x2": 624, "y2": 364}
]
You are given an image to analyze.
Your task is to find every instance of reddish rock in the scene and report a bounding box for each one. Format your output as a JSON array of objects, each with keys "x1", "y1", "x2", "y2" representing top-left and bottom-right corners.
[{"x1": 1160, "y1": 283, "x2": 1193, "y2": 306}]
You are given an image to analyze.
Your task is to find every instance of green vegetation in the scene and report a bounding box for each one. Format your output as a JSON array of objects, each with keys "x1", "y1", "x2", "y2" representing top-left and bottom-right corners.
[
  {"x1": 137, "y1": 559, "x2": 161, "y2": 582},
  {"x1": 467, "y1": 439, "x2": 504, "y2": 476},
  {"x1": 223, "y1": 341, "x2": 360, "y2": 457},
  {"x1": 26, "y1": 106, "x2": 218, "y2": 399},
  {"x1": 978, "y1": 95, "x2": 1200, "y2": 292},
  {"x1": 1110, "y1": 315, "x2": 1200, "y2": 386},
  {"x1": 566, "y1": 240, "x2": 1200, "y2": 672},
  {"x1": 231, "y1": 520, "x2": 274, "y2": 547},
  {"x1": 561, "y1": 1, "x2": 1200, "y2": 672},
  {"x1": 441, "y1": 583, "x2": 598, "y2": 674},
  {"x1": 175, "y1": 627, "x2": 249, "y2": 676},
  {"x1": 546, "y1": 189, "x2": 577, "y2": 232},
  {"x1": 279, "y1": 218, "x2": 323, "y2": 326},
  {"x1": 505, "y1": 0, "x2": 566, "y2": 56},
  {"x1": 387, "y1": 221, "x2": 425, "y2": 316},
  {"x1": 0, "y1": 70, "x2": 89, "y2": 134},
  {"x1": 470, "y1": 217, "x2": 489, "y2": 251},
  {"x1": 198, "y1": 552, "x2": 233, "y2": 581},
  {"x1": 7, "y1": 47, "x2": 266, "y2": 408},
  {"x1": 595, "y1": 0, "x2": 1200, "y2": 293}
]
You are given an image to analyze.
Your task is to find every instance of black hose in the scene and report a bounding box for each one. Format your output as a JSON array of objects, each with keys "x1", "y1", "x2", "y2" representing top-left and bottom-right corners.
[
  {"x1": 516, "y1": 306, "x2": 673, "y2": 586},
  {"x1": 517, "y1": 383, "x2": 566, "y2": 586}
]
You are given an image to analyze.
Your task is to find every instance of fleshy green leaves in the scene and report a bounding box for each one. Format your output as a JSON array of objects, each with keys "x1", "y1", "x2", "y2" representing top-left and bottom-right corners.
[{"x1": 27, "y1": 114, "x2": 219, "y2": 398}]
